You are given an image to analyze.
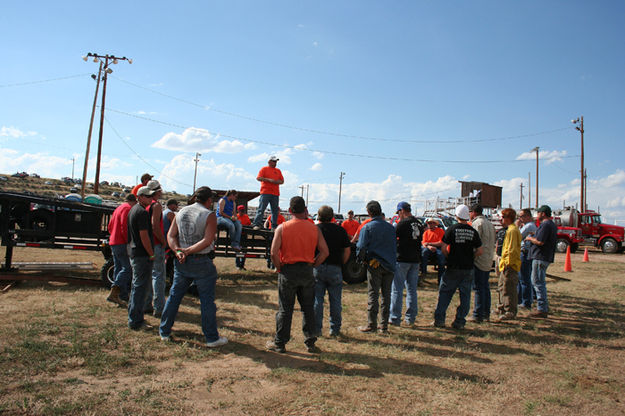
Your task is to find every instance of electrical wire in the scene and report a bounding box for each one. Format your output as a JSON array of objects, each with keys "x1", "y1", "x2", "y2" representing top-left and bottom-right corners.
[
  {"x1": 104, "y1": 107, "x2": 579, "y2": 164},
  {"x1": 111, "y1": 75, "x2": 572, "y2": 144},
  {"x1": 103, "y1": 116, "x2": 193, "y2": 187},
  {"x1": 0, "y1": 73, "x2": 91, "y2": 88}
]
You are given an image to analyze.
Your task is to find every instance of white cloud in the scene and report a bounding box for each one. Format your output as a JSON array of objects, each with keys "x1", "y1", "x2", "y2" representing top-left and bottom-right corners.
[
  {"x1": 152, "y1": 127, "x2": 255, "y2": 154},
  {"x1": 312, "y1": 151, "x2": 324, "y2": 160},
  {"x1": 516, "y1": 149, "x2": 567, "y2": 165},
  {"x1": 310, "y1": 163, "x2": 322, "y2": 171},
  {"x1": 0, "y1": 126, "x2": 37, "y2": 138},
  {"x1": 248, "y1": 148, "x2": 295, "y2": 164}
]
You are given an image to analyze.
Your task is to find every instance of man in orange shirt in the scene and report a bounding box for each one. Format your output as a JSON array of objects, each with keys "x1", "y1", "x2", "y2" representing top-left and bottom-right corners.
[
  {"x1": 264, "y1": 210, "x2": 286, "y2": 229},
  {"x1": 252, "y1": 156, "x2": 284, "y2": 230},
  {"x1": 235, "y1": 205, "x2": 251, "y2": 270},
  {"x1": 266, "y1": 196, "x2": 329, "y2": 354},
  {"x1": 351, "y1": 217, "x2": 372, "y2": 243},
  {"x1": 341, "y1": 210, "x2": 360, "y2": 240},
  {"x1": 421, "y1": 218, "x2": 446, "y2": 282}
]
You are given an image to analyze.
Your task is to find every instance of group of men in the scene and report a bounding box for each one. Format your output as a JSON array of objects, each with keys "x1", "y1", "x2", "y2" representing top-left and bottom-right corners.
[{"x1": 103, "y1": 155, "x2": 557, "y2": 352}]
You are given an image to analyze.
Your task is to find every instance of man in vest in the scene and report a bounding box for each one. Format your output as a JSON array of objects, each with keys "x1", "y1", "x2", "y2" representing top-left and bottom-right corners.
[
  {"x1": 159, "y1": 186, "x2": 228, "y2": 348},
  {"x1": 266, "y1": 196, "x2": 329, "y2": 354}
]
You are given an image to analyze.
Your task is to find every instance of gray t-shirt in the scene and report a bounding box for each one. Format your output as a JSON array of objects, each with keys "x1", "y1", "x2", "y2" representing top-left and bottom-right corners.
[
  {"x1": 176, "y1": 202, "x2": 214, "y2": 254},
  {"x1": 471, "y1": 215, "x2": 495, "y2": 272}
]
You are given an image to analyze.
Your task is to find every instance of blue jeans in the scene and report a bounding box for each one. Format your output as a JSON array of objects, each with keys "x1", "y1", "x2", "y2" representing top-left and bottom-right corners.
[
  {"x1": 518, "y1": 251, "x2": 534, "y2": 308},
  {"x1": 472, "y1": 266, "x2": 491, "y2": 319},
  {"x1": 217, "y1": 217, "x2": 242, "y2": 248},
  {"x1": 313, "y1": 264, "x2": 343, "y2": 334},
  {"x1": 144, "y1": 244, "x2": 166, "y2": 314},
  {"x1": 253, "y1": 194, "x2": 279, "y2": 228},
  {"x1": 159, "y1": 255, "x2": 221, "y2": 343},
  {"x1": 434, "y1": 268, "x2": 474, "y2": 326},
  {"x1": 531, "y1": 259, "x2": 550, "y2": 312},
  {"x1": 128, "y1": 256, "x2": 153, "y2": 329},
  {"x1": 111, "y1": 244, "x2": 132, "y2": 301},
  {"x1": 421, "y1": 247, "x2": 446, "y2": 279},
  {"x1": 390, "y1": 262, "x2": 420, "y2": 324}
]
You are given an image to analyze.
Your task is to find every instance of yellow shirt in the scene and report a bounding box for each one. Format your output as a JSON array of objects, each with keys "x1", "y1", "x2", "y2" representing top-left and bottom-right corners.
[{"x1": 499, "y1": 223, "x2": 522, "y2": 272}]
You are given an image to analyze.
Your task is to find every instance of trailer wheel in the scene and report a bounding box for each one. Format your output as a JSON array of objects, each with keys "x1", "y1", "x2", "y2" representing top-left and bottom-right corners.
[
  {"x1": 601, "y1": 238, "x2": 618, "y2": 254},
  {"x1": 101, "y1": 258, "x2": 115, "y2": 288},
  {"x1": 555, "y1": 238, "x2": 569, "y2": 253},
  {"x1": 342, "y1": 255, "x2": 367, "y2": 284}
]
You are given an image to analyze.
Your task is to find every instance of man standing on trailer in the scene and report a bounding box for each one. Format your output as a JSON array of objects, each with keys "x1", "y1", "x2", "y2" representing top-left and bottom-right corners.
[{"x1": 252, "y1": 156, "x2": 284, "y2": 231}]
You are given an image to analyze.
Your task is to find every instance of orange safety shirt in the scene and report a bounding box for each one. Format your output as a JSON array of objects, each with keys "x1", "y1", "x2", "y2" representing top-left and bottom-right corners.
[
  {"x1": 258, "y1": 166, "x2": 284, "y2": 196},
  {"x1": 354, "y1": 218, "x2": 372, "y2": 239},
  {"x1": 279, "y1": 218, "x2": 318, "y2": 264},
  {"x1": 238, "y1": 214, "x2": 251, "y2": 226},
  {"x1": 341, "y1": 219, "x2": 360, "y2": 238},
  {"x1": 266, "y1": 214, "x2": 286, "y2": 229},
  {"x1": 422, "y1": 227, "x2": 445, "y2": 246}
]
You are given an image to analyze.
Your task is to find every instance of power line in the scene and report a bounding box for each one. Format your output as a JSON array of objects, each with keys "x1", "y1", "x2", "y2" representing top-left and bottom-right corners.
[
  {"x1": 112, "y1": 75, "x2": 572, "y2": 144},
  {"x1": 0, "y1": 73, "x2": 91, "y2": 88},
  {"x1": 104, "y1": 107, "x2": 579, "y2": 164}
]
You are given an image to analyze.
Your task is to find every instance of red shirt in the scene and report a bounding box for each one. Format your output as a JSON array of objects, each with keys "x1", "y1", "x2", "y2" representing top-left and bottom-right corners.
[
  {"x1": 238, "y1": 214, "x2": 251, "y2": 226},
  {"x1": 258, "y1": 166, "x2": 284, "y2": 196},
  {"x1": 279, "y1": 219, "x2": 318, "y2": 264},
  {"x1": 108, "y1": 202, "x2": 133, "y2": 245},
  {"x1": 341, "y1": 219, "x2": 360, "y2": 238}
]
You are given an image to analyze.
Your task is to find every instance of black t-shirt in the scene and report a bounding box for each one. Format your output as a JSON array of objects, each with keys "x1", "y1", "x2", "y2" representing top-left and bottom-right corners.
[
  {"x1": 317, "y1": 222, "x2": 351, "y2": 266},
  {"x1": 495, "y1": 226, "x2": 507, "y2": 257},
  {"x1": 128, "y1": 203, "x2": 153, "y2": 257},
  {"x1": 442, "y1": 223, "x2": 482, "y2": 270},
  {"x1": 529, "y1": 219, "x2": 558, "y2": 263},
  {"x1": 396, "y1": 216, "x2": 422, "y2": 263}
]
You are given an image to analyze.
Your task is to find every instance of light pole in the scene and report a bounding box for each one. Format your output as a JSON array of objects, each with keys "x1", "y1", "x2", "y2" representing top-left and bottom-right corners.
[
  {"x1": 193, "y1": 152, "x2": 201, "y2": 192},
  {"x1": 531, "y1": 147, "x2": 539, "y2": 208},
  {"x1": 82, "y1": 52, "x2": 132, "y2": 195},
  {"x1": 572, "y1": 116, "x2": 584, "y2": 211},
  {"x1": 338, "y1": 172, "x2": 345, "y2": 213}
]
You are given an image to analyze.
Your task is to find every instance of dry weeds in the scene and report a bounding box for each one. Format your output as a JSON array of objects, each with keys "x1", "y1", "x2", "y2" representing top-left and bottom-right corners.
[{"x1": 1, "y1": 247, "x2": 624, "y2": 415}]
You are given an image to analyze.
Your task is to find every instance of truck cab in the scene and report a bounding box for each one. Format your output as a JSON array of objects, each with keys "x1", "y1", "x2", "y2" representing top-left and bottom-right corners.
[{"x1": 580, "y1": 211, "x2": 624, "y2": 253}]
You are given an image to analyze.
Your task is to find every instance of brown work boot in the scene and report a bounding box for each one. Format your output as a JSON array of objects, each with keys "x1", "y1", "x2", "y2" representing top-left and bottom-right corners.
[
  {"x1": 106, "y1": 286, "x2": 125, "y2": 306},
  {"x1": 529, "y1": 310, "x2": 549, "y2": 319},
  {"x1": 358, "y1": 325, "x2": 376, "y2": 333}
]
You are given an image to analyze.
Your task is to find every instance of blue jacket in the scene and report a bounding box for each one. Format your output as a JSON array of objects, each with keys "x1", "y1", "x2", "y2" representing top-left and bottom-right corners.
[{"x1": 356, "y1": 216, "x2": 397, "y2": 272}]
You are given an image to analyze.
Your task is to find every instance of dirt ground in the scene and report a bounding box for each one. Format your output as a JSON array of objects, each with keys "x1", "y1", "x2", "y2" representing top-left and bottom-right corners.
[{"x1": 1, "y1": 246, "x2": 624, "y2": 415}]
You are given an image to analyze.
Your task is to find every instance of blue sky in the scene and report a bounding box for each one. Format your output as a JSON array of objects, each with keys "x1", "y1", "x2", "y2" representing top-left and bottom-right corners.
[{"x1": 1, "y1": 1, "x2": 624, "y2": 222}]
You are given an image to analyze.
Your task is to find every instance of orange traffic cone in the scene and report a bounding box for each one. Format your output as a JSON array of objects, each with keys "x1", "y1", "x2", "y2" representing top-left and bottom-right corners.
[
  {"x1": 583, "y1": 248, "x2": 589, "y2": 262},
  {"x1": 564, "y1": 245, "x2": 573, "y2": 272}
]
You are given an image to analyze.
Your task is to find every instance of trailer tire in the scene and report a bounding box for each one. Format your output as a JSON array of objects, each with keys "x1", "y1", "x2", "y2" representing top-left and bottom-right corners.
[
  {"x1": 601, "y1": 238, "x2": 618, "y2": 254},
  {"x1": 342, "y1": 255, "x2": 367, "y2": 284},
  {"x1": 555, "y1": 238, "x2": 569, "y2": 254},
  {"x1": 101, "y1": 258, "x2": 115, "y2": 288}
]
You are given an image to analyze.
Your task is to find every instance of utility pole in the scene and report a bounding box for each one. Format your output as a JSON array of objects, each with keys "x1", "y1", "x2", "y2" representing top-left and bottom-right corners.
[
  {"x1": 71, "y1": 157, "x2": 75, "y2": 180},
  {"x1": 192, "y1": 152, "x2": 201, "y2": 192},
  {"x1": 299, "y1": 185, "x2": 305, "y2": 197},
  {"x1": 572, "y1": 116, "x2": 585, "y2": 211},
  {"x1": 80, "y1": 60, "x2": 102, "y2": 199},
  {"x1": 338, "y1": 172, "x2": 345, "y2": 213},
  {"x1": 584, "y1": 168, "x2": 588, "y2": 212},
  {"x1": 519, "y1": 182, "x2": 524, "y2": 210},
  {"x1": 531, "y1": 147, "x2": 539, "y2": 208},
  {"x1": 82, "y1": 52, "x2": 132, "y2": 195},
  {"x1": 306, "y1": 184, "x2": 309, "y2": 207}
]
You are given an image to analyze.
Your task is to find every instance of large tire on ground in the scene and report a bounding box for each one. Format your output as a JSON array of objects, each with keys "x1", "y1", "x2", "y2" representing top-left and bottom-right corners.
[
  {"x1": 555, "y1": 238, "x2": 569, "y2": 254},
  {"x1": 101, "y1": 257, "x2": 115, "y2": 288},
  {"x1": 601, "y1": 238, "x2": 619, "y2": 254},
  {"x1": 342, "y1": 255, "x2": 367, "y2": 284}
]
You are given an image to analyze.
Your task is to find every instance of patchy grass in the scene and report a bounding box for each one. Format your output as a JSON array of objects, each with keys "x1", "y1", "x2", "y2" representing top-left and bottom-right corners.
[{"x1": 0, "y1": 248, "x2": 624, "y2": 415}]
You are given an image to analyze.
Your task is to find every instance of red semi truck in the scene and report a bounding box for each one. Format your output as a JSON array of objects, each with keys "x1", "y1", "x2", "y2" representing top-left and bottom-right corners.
[{"x1": 553, "y1": 208, "x2": 624, "y2": 254}]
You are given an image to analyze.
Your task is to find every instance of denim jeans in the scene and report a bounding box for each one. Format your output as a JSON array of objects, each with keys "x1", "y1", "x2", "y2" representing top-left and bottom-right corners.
[
  {"x1": 366, "y1": 265, "x2": 394, "y2": 329},
  {"x1": 217, "y1": 217, "x2": 242, "y2": 248},
  {"x1": 531, "y1": 259, "x2": 550, "y2": 312},
  {"x1": 434, "y1": 268, "x2": 474, "y2": 326},
  {"x1": 390, "y1": 262, "x2": 420, "y2": 324},
  {"x1": 275, "y1": 263, "x2": 317, "y2": 347},
  {"x1": 144, "y1": 244, "x2": 166, "y2": 314},
  {"x1": 111, "y1": 244, "x2": 132, "y2": 301},
  {"x1": 253, "y1": 194, "x2": 279, "y2": 228},
  {"x1": 159, "y1": 255, "x2": 221, "y2": 343},
  {"x1": 313, "y1": 263, "x2": 343, "y2": 334},
  {"x1": 517, "y1": 251, "x2": 534, "y2": 308},
  {"x1": 128, "y1": 256, "x2": 153, "y2": 329},
  {"x1": 421, "y1": 247, "x2": 446, "y2": 279},
  {"x1": 472, "y1": 266, "x2": 491, "y2": 319}
]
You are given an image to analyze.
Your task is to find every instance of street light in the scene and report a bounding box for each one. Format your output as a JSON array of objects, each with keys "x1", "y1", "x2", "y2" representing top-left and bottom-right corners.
[
  {"x1": 572, "y1": 116, "x2": 584, "y2": 211},
  {"x1": 81, "y1": 52, "x2": 131, "y2": 196}
]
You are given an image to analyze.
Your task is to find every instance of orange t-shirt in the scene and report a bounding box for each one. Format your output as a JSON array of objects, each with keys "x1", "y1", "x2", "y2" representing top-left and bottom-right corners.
[
  {"x1": 238, "y1": 214, "x2": 251, "y2": 226},
  {"x1": 279, "y1": 219, "x2": 318, "y2": 264},
  {"x1": 341, "y1": 219, "x2": 360, "y2": 238},
  {"x1": 131, "y1": 183, "x2": 143, "y2": 196},
  {"x1": 258, "y1": 166, "x2": 284, "y2": 196},
  {"x1": 353, "y1": 218, "x2": 372, "y2": 240},
  {"x1": 422, "y1": 228, "x2": 445, "y2": 246},
  {"x1": 266, "y1": 214, "x2": 286, "y2": 229}
]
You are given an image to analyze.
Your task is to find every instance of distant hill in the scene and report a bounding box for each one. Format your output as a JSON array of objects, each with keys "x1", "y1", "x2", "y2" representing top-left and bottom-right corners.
[{"x1": 0, "y1": 173, "x2": 185, "y2": 206}]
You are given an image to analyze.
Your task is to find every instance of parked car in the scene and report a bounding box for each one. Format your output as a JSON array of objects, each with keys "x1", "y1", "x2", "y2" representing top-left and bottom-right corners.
[
  {"x1": 12, "y1": 172, "x2": 29, "y2": 178},
  {"x1": 111, "y1": 191, "x2": 121, "y2": 197},
  {"x1": 31, "y1": 173, "x2": 40, "y2": 178}
]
